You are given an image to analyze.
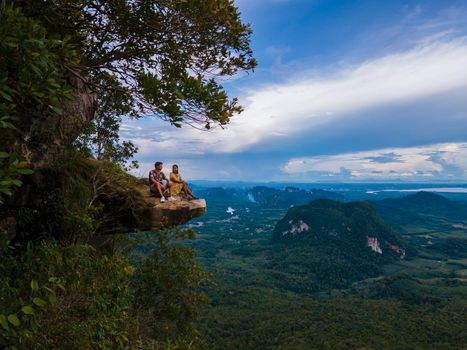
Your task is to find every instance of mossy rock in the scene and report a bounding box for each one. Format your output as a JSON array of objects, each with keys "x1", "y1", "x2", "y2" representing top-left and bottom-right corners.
[{"x1": 2, "y1": 152, "x2": 205, "y2": 242}]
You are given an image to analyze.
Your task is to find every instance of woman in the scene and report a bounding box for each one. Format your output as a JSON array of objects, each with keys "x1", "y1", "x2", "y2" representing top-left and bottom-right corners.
[{"x1": 169, "y1": 164, "x2": 197, "y2": 199}]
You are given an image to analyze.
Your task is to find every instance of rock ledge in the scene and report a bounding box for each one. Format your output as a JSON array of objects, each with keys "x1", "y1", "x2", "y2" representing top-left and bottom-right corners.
[
  {"x1": 134, "y1": 184, "x2": 206, "y2": 228},
  {"x1": 150, "y1": 198, "x2": 206, "y2": 228}
]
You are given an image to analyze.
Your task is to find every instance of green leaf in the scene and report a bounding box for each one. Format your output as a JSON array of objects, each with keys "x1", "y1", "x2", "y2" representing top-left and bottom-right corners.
[
  {"x1": 0, "y1": 188, "x2": 12, "y2": 196},
  {"x1": 16, "y1": 168, "x2": 33, "y2": 175},
  {"x1": 10, "y1": 179, "x2": 22, "y2": 187},
  {"x1": 0, "y1": 152, "x2": 9, "y2": 158},
  {"x1": 0, "y1": 90, "x2": 12, "y2": 102},
  {"x1": 42, "y1": 286, "x2": 54, "y2": 293},
  {"x1": 30, "y1": 64, "x2": 43, "y2": 78},
  {"x1": 5, "y1": 41, "x2": 18, "y2": 48},
  {"x1": 0, "y1": 314, "x2": 9, "y2": 330},
  {"x1": 21, "y1": 306, "x2": 35, "y2": 315},
  {"x1": 31, "y1": 279, "x2": 39, "y2": 291},
  {"x1": 32, "y1": 297, "x2": 47, "y2": 307},
  {"x1": 48, "y1": 293, "x2": 57, "y2": 305},
  {"x1": 2, "y1": 122, "x2": 15, "y2": 129},
  {"x1": 49, "y1": 105, "x2": 63, "y2": 115},
  {"x1": 7, "y1": 314, "x2": 20, "y2": 327}
]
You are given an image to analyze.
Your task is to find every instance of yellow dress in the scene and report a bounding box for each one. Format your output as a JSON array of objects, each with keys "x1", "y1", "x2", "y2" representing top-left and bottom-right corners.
[{"x1": 170, "y1": 172, "x2": 183, "y2": 196}]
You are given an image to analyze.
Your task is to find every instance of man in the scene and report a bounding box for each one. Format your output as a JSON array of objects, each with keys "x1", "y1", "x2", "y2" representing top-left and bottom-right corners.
[{"x1": 149, "y1": 162, "x2": 176, "y2": 202}]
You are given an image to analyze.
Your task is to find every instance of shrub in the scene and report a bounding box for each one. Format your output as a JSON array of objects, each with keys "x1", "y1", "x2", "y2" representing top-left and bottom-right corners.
[{"x1": 0, "y1": 228, "x2": 210, "y2": 349}]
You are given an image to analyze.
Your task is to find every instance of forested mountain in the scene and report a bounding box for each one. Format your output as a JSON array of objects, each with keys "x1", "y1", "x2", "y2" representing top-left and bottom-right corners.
[
  {"x1": 267, "y1": 199, "x2": 410, "y2": 292},
  {"x1": 272, "y1": 199, "x2": 407, "y2": 257},
  {"x1": 369, "y1": 191, "x2": 467, "y2": 237},
  {"x1": 371, "y1": 191, "x2": 467, "y2": 221},
  {"x1": 191, "y1": 187, "x2": 467, "y2": 349},
  {"x1": 248, "y1": 186, "x2": 344, "y2": 208}
]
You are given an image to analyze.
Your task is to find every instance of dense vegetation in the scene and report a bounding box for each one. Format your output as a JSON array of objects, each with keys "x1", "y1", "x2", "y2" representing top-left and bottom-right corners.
[
  {"x1": 1, "y1": 0, "x2": 467, "y2": 348},
  {"x1": 0, "y1": 228, "x2": 210, "y2": 349},
  {"x1": 200, "y1": 288, "x2": 467, "y2": 350},
  {"x1": 268, "y1": 199, "x2": 410, "y2": 291},
  {"x1": 0, "y1": 0, "x2": 256, "y2": 348},
  {"x1": 189, "y1": 186, "x2": 467, "y2": 349}
]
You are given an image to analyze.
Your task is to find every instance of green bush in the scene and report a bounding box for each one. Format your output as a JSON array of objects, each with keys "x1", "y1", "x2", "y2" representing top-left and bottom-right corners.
[{"x1": 0, "y1": 228, "x2": 210, "y2": 349}]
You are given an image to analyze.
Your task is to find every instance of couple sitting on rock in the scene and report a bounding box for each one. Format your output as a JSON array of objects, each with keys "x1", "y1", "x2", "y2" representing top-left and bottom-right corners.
[{"x1": 149, "y1": 162, "x2": 197, "y2": 202}]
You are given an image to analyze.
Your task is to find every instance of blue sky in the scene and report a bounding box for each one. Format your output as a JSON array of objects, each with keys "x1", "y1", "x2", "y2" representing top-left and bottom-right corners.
[{"x1": 121, "y1": 0, "x2": 467, "y2": 182}]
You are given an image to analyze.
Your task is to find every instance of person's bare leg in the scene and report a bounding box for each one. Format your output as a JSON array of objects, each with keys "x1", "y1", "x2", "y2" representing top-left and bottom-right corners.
[
  {"x1": 183, "y1": 183, "x2": 195, "y2": 198},
  {"x1": 167, "y1": 183, "x2": 173, "y2": 197},
  {"x1": 156, "y1": 183, "x2": 164, "y2": 198}
]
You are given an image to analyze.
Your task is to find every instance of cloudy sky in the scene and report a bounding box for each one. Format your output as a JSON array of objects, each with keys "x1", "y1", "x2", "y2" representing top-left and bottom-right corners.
[{"x1": 121, "y1": 0, "x2": 467, "y2": 182}]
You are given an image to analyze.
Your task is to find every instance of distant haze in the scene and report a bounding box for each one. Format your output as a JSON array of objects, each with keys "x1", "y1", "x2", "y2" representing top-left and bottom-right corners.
[
  {"x1": 122, "y1": 0, "x2": 467, "y2": 182},
  {"x1": 368, "y1": 187, "x2": 467, "y2": 194}
]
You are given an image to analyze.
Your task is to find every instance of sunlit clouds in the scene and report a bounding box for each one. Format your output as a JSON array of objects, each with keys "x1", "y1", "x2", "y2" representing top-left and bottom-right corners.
[
  {"x1": 282, "y1": 143, "x2": 467, "y2": 180},
  {"x1": 121, "y1": 1, "x2": 467, "y2": 182},
  {"x1": 123, "y1": 38, "x2": 467, "y2": 156}
]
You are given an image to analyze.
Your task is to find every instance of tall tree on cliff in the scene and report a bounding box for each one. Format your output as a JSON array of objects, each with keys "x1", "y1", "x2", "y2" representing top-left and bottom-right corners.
[
  {"x1": 0, "y1": 2, "x2": 252, "y2": 344},
  {"x1": 1, "y1": 0, "x2": 256, "y2": 169}
]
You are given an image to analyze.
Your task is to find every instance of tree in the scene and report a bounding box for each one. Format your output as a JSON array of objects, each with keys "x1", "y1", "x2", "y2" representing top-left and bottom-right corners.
[
  {"x1": 2, "y1": 0, "x2": 257, "y2": 168},
  {"x1": 0, "y1": 228, "x2": 211, "y2": 348},
  {"x1": 74, "y1": 73, "x2": 139, "y2": 170},
  {"x1": 0, "y1": 2, "x2": 251, "y2": 345},
  {"x1": 0, "y1": 1, "x2": 91, "y2": 168}
]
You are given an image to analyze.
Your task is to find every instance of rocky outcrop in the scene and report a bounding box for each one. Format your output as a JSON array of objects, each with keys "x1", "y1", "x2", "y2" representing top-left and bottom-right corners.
[
  {"x1": 2, "y1": 159, "x2": 206, "y2": 242},
  {"x1": 132, "y1": 184, "x2": 206, "y2": 229},
  {"x1": 149, "y1": 198, "x2": 206, "y2": 228},
  {"x1": 90, "y1": 183, "x2": 207, "y2": 235},
  {"x1": 367, "y1": 237, "x2": 382, "y2": 254}
]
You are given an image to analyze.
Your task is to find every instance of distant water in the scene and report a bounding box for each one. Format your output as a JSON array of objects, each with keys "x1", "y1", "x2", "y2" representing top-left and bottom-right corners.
[{"x1": 367, "y1": 187, "x2": 467, "y2": 194}]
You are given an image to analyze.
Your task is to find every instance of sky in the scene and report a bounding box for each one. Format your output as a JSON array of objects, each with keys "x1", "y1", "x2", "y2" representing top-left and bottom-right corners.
[{"x1": 121, "y1": 0, "x2": 467, "y2": 182}]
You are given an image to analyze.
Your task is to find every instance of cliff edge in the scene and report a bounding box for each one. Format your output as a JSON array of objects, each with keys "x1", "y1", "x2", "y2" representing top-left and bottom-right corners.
[{"x1": 135, "y1": 184, "x2": 206, "y2": 228}]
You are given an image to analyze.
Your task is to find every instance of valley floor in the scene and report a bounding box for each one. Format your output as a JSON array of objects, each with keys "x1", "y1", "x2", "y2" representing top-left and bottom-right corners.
[{"x1": 188, "y1": 189, "x2": 467, "y2": 349}]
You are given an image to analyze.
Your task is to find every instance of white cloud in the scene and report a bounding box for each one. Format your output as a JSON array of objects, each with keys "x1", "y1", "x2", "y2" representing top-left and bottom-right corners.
[
  {"x1": 281, "y1": 142, "x2": 467, "y2": 180},
  {"x1": 123, "y1": 37, "x2": 467, "y2": 157}
]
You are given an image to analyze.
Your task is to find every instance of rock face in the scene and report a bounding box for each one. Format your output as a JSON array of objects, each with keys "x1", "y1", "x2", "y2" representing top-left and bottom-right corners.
[
  {"x1": 2, "y1": 164, "x2": 206, "y2": 241},
  {"x1": 149, "y1": 198, "x2": 207, "y2": 228},
  {"x1": 134, "y1": 185, "x2": 206, "y2": 229}
]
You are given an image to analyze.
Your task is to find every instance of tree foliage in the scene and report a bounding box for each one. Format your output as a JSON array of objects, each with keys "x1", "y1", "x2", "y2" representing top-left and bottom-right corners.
[
  {"x1": 19, "y1": 0, "x2": 256, "y2": 128},
  {"x1": 0, "y1": 1, "x2": 256, "y2": 347},
  {"x1": 0, "y1": 1, "x2": 75, "y2": 200},
  {"x1": 0, "y1": 228, "x2": 210, "y2": 349},
  {"x1": 74, "y1": 73, "x2": 139, "y2": 170},
  {"x1": 1, "y1": 0, "x2": 256, "y2": 195},
  {"x1": 0, "y1": 1, "x2": 79, "y2": 145}
]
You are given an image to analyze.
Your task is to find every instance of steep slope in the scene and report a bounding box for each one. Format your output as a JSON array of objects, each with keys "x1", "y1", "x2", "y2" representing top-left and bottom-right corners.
[
  {"x1": 370, "y1": 191, "x2": 467, "y2": 233},
  {"x1": 272, "y1": 199, "x2": 407, "y2": 258},
  {"x1": 2, "y1": 155, "x2": 206, "y2": 242},
  {"x1": 268, "y1": 199, "x2": 409, "y2": 292}
]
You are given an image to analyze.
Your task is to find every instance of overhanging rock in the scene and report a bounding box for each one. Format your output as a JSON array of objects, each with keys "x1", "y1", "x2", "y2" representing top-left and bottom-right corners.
[
  {"x1": 150, "y1": 198, "x2": 206, "y2": 228},
  {"x1": 132, "y1": 184, "x2": 206, "y2": 229}
]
